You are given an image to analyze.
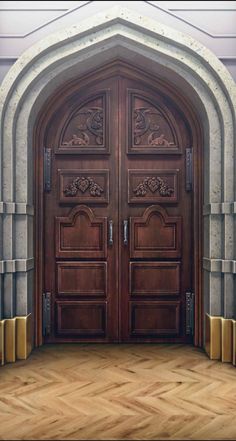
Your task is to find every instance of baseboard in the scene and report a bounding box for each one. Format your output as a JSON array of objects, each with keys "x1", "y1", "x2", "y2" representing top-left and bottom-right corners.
[
  {"x1": 205, "y1": 313, "x2": 236, "y2": 365},
  {"x1": 0, "y1": 320, "x2": 5, "y2": 365},
  {"x1": 0, "y1": 314, "x2": 32, "y2": 365},
  {"x1": 205, "y1": 314, "x2": 221, "y2": 359}
]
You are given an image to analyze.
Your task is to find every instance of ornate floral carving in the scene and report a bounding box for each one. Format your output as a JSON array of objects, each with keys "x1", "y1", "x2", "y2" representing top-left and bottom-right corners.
[
  {"x1": 133, "y1": 107, "x2": 172, "y2": 147},
  {"x1": 62, "y1": 107, "x2": 104, "y2": 146},
  {"x1": 64, "y1": 176, "x2": 104, "y2": 197},
  {"x1": 133, "y1": 177, "x2": 174, "y2": 197}
]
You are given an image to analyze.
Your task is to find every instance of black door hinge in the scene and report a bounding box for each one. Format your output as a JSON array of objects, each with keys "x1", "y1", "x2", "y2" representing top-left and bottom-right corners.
[
  {"x1": 42, "y1": 292, "x2": 51, "y2": 336},
  {"x1": 186, "y1": 291, "x2": 195, "y2": 336},
  {"x1": 186, "y1": 147, "x2": 193, "y2": 191},
  {"x1": 44, "y1": 148, "x2": 52, "y2": 192}
]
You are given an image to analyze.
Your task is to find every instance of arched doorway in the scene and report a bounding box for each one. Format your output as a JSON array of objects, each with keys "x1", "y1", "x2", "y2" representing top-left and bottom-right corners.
[
  {"x1": 34, "y1": 61, "x2": 202, "y2": 344},
  {"x1": 1, "y1": 6, "x2": 235, "y2": 364}
]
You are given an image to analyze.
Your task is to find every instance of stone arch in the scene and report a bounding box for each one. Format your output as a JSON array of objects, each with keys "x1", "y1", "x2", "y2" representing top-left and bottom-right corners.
[{"x1": 0, "y1": 6, "x2": 235, "y2": 356}]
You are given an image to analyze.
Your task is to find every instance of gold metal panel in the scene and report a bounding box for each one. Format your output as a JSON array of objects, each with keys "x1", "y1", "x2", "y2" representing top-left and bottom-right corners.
[
  {"x1": 221, "y1": 318, "x2": 233, "y2": 363},
  {"x1": 205, "y1": 313, "x2": 221, "y2": 360},
  {"x1": 0, "y1": 320, "x2": 5, "y2": 365},
  {"x1": 5, "y1": 318, "x2": 16, "y2": 363},
  {"x1": 16, "y1": 314, "x2": 32, "y2": 360},
  {"x1": 232, "y1": 321, "x2": 236, "y2": 366}
]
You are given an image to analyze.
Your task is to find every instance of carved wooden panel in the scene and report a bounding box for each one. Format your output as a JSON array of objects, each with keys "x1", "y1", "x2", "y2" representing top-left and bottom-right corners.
[
  {"x1": 130, "y1": 301, "x2": 180, "y2": 336},
  {"x1": 130, "y1": 205, "x2": 181, "y2": 258},
  {"x1": 128, "y1": 91, "x2": 181, "y2": 154},
  {"x1": 128, "y1": 169, "x2": 179, "y2": 204},
  {"x1": 55, "y1": 205, "x2": 107, "y2": 258},
  {"x1": 58, "y1": 169, "x2": 109, "y2": 204},
  {"x1": 130, "y1": 262, "x2": 180, "y2": 296},
  {"x1": 56, "y1": 93, "x2": 109, "y2": 154},
  {"x1": 56, "y1": 301, "x2": 106, "y2": 336},
  {"x1": 57, "y1": 262, "x2": 107, "y2": 297}
]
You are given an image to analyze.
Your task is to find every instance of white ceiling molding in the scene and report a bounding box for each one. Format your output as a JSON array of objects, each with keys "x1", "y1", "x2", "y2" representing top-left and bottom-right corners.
[
  {"x1": 155, "y1": 0, "x2": 236, "y2": 10},
  {"x1": 0, "y1": 1, "x2": 92, "y2": 38},
  {"x1": 146, "y1": 2, "x2": 236, "y2": 37},
  {"x1": 0, "y1": 1, "x2": 81, "y2": 9},
  {"x1": 0, "y1": 1, "x2": 235, "y2": 38}
]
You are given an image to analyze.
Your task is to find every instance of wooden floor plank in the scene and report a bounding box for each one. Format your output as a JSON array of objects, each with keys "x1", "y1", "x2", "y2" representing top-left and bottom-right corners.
[{"x1": 0, "y1": 344, "x2": 236, "y2": 440}]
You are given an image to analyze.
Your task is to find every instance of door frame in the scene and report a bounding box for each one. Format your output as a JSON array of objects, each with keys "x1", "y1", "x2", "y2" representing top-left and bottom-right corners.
[{"x1": 33, "y1": 60, "x2": 203, "y2": 347}]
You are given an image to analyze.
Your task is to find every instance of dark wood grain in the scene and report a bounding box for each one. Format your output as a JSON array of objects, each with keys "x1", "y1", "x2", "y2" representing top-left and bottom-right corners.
[
  {"x1": 55, "y1": 205, "x2": 108, "y2": 259},
  {"x1": 42, "y1": 76, "x2": 119, "y2": 342},
  {"x1": 34, "y1": 61, "x2": 202, "y2": 345},
  {"x1": 130, "y1": 301, "x2": 180, "y2": 336},
  {"x1": 56, "y1": 302, "x2": 106, "y2": 336},
  {"x1": 130, "y1": 262, "x2": 180, "y2": 296},
  {"x1": 130, "y1": 205, "x2": 182, "y2": 259},
  {"x1": 57, "y1": 262, "x2": 107, "y2": 297},
  {"x1": 119, "y1": 75, "x2": 193, "y2": 342}
]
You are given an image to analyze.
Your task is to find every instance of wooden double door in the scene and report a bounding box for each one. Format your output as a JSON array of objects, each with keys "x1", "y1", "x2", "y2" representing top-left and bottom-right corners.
[{"x1": 43, "y1": 72, "x2": 193, "y2": 343}]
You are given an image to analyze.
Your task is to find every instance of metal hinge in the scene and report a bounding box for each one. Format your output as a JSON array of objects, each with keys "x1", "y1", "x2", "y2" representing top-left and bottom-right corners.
[
  {"x1": 185, "y1": 147, "x2": 193, "y2": 191},
  {"x1": 42, "y1": 292, "x2": 51, "y2": 336},
  {"x1": 44, "y1": 148, "x2": 52, "y2": 192},
  {"x1": 186, "y1": 291, "x2": 195, "y2": 336}
]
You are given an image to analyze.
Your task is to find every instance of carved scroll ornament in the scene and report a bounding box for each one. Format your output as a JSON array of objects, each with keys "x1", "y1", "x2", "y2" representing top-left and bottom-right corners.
[
  {"x1": 147, "y1": 133, "x2": 171, "y2": 147},
  {"x1": 62, "y1": 107, "x2": 104, "y2": 146},
  {"x1": 133, "y1": 176, "x2": 174, "y2": 197},
  {"x1": 64, "y1": 176, "x2": 104, "y2": 197},
  {"x1": 134, "y1": 108, "x2": 172, "y2": 147}
]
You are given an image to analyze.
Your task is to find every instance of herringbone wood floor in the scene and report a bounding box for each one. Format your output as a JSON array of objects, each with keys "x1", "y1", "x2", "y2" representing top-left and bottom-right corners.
[{"x1": 0, "y1": 344, "x2": 236, "y2": 440}]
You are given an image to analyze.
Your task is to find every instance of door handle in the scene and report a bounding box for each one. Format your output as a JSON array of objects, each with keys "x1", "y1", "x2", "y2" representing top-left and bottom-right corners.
[
  {"x1": 123, "y1": 220, "x2": 128, "y2": 246},
  {"x1": 108, "y1": 220, "x2": 113, "y2": 246}
]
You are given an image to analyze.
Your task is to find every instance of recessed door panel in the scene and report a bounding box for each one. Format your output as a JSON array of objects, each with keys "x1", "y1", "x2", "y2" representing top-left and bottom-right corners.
[
  {"x1": 130, "y1": 262, "x2": 180, "y2": 296},
  {"x1": 56, "y1": 302, "x2": 107, "y2": 336},
  {"x1": 128, "y1": 90, "x2": 182, "y2": 154},
  {"x1": 56, "y1": 92, "x2": 110, "y2": 154},
  {"x1": 55, "y1": 205, "x2": 107, "y2": 259},
  {"x1": 128, "y1": 169, "x2": 179, "y2": 204},
  {"x1": 59, "y1": 169, "x2": 109, "y2": 205},
  {"x1": 130, "y1": 205, "x2": 181, "y2": 259},
  {"x1": 130, "y1": 301, "x2": 180, "y2": 336},
  {"x1": 57, "y1": 262, "x2": 107, "y2": 297}
]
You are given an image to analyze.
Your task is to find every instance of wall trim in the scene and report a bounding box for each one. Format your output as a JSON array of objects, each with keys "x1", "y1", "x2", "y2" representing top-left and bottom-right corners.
[
  {"x1": 0, "y1": 314, "x2": 32, "y2": 365},
  {"x1": 203, "y1": 202, "x2": 236, "y2": 215},
  {"x1": 0, "y1": 202, "x2": 34, "y2": 215},
  {"x1": 203, "y1": 258, "x2": 236, "y2": 274},
  {"x1": 1, "y1": 56, "x2": 236, "y2": 63},
  {"x1": 0, "y1": 258, "x2": 34, "y2": 274}
]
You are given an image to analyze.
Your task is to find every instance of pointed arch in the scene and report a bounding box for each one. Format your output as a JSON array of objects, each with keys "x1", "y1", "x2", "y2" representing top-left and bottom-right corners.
[{"x1": 0, "y1": 6, "x2": 235, "y2": 351}]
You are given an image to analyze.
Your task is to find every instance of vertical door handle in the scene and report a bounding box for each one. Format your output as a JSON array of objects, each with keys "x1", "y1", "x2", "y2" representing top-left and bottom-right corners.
[
  {"x1": 123, "y1": 220, "x2": 128, "y2": 246},
  {"x1": 108, "y1": 220, "x2": 113, "y2": 246}
]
